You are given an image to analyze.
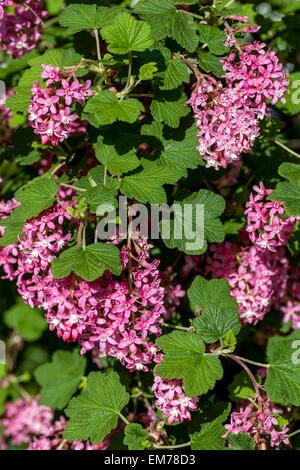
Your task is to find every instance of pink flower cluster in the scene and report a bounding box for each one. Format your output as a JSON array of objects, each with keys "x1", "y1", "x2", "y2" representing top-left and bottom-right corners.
[
  {"x1": 28, "y1": 415, "x2": 109, "y2": 450},
  {"x1": 223, "y1": 396, "x2": 289, "y2": 448},
  {"x1": 245, "y1": 181, "x2": 297, "y2": 251},
  {"x1": 186, "y1": 19, "x2": 289, "y2": 169},
  {"x1": 0, "y1": 397, "x2": 54, "y2": 447},
  {"x1": 205, "y1": 241, "x2": 288, "y2": 325},
  {"x1": 0, "y1": 198, "x2": 20, "y2": 280},
  {"x1": 152, "y1": 357, "x2": 198, "y2": 425},
  {"x1": 12, "y1": 202, "x2": 167, "y2": 372},
  {"x1": 78, "y1": 238, "x2": 166, "y2": 372},
  {"x1": 276, "y1": 266, "x2": 300, "y2": 330},
  {"x1": 0, "y1": 89, "x2": 13, "y2": 144},
  {"x1": 186, "y1": 76, "x2": 260, "y2": 169},
  {"x1": 0, "y1": 397, "x2": 109, "y2": 450},
  {"x1": 28, "y1": 64, "x2": 94, "y2": 146},
  {"x1": 0, "y1": 1, "x2": 9, "y2": 21},
  {"x1": 0, "y1": 0, "x2": 47, "y2": 58}
]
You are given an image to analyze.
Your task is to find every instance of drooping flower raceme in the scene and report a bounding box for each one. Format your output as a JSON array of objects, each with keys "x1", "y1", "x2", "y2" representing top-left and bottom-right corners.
[
  {"x1": 0, "y1": 397, "x2": 54, "y2": 447},
  {"x1": 223, "y1": 395, "x2": 289, "y2": 448},
  {"x1": 14, "y1": 203, "x2": 167, "y2": 372},
  {"x1": 204, "y1": 241, "x2": 289, "y2": 325},
  {"x1": 186, "y1": 20, "x2": 289, "y2": 170},
  {"x1": 186, "y1": 76, "x2": 260, "y2": 169},
  {"x1": 28, "y1": 64, "x2": 94, "y2": 146},
  {"x1": 0, "y1": 397, "x2": 110, "y2": 450},
  {"x1": 245, "y1": 181, "x2": 297, "y2": 251}
]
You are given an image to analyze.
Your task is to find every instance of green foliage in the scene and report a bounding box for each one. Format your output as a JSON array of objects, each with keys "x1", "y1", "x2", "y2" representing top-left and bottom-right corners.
[
  {"x1": 190, "y1": 405, "x2": 231, "y2": 450},
  {"x1": 101, "y1": 13, "x2": 154, "y2": 54},
  {"x1": 151, "y1": 87, "x2": 190, "y2": 128},
  {"x1": 265, "y1": 331, "x2": 300, "y2": 406},
  {"x1": 155, "y1": 331, "x2": 223, "y2": 397},
  {"x1": 64, "y1": 371, "x2": 130, "y2": 444},
  {"x1": 160, "y1": 189, "x2": 225, "y2": 254},
  {"x1": 134, "y1": 0, "x2": 199, "y2": 52},
  {"x1": 227, "y1": 432, "x2": 256, "y2": 450},
  {"x1": 123, "y1": 423, "x2": 149, "y2": 450},
  {"x1": 1, "y1": 0, "x2": 300, "y2": 453},
  {"x1": 34, "y1": 350, "x2": 86, "y2": 409},
  {"x1": 51, "y1": 242, "x2": 122, "y2": 281},
  {"x1": 120, "y1": 161, "x2": 183, "y2": 204},
  {"x1": 269, "y1": 161, "x2": 300, "y2": 217},
  {"x1": 59, "y1": 4, "x2": 124, "y2": 34},
  {"x1": 190, "y1": 276, "x2": 240, "y2": 343},
  {"x1": 84, "y1": 91, "x2": 144, "y2": 126},
  {"x1": 4, "y1": 301, "x2": 47, "y2": 342}
]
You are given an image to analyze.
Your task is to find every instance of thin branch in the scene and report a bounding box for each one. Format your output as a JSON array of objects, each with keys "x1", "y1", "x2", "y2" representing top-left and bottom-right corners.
[
  {"x1": 162, "y1": 322, "x2": 190, "y2": 331},
  {"x1": 227, "y1": 354, "x2": 270, "y2": 369},
  {"x1": 154, "y1": 441, "x2": 191, "y2": 449},
  {"x1": 94, "y1": 29, "x2": 101, "y2": 61},
  {"x1": 229, "y1": 354, "x2": 263, "y2": 408},
  {"x1": 273, "y1": 139, "x2": 300, "y2": 160}
]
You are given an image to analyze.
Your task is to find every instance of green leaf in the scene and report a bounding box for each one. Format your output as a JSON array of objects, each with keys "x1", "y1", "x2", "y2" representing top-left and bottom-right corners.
[
  {"x1": 265, "y1": 331, "x2": 300, "y2": 406},
  {"x1": 34, "y1": 350, "x2": 86, "y2": 409},
  {"x1": 19, "y1": 49, "x2": 82, "y2": 89},
  {"x1": 155, "y1": 331, "x2": 223, "y2": 397},
  {"x1": 124, "y1": 423, "x2": 149, "y2": 450},
  {"x1": 0, "y1": 206, "x2": 27, "y2": 246},
  {"x1": 94, "y1": 135, "x2": 140, "y2": 176},
  {"x1": 265, "y1": 361, "x2": 300, "y2": 406},
  {"x1": 101, "y1": 13, "x2": 154, "y2": 54},
  {"x1": 59, "y1": 4, "x2": 124, "y2": 34},
  {"x1": 197, "y1": 52, "x2": 224, "y2": 77},
  {"x1": 5, "y1": 87, "x2": 31, "y2": 114},
  {"x1": 134, "y1": 0, "x2": 199, "y2": 52},
  {"x1": 223, "y1": 330, "x2": 237, "y2": 351},
  {"x1": 158, "y1": 58, "x2": 190, "y2": 90},
  {"x1": 141, "y1": 120, "x2": 203, "y2": 170},
  {"x1": 194, "y1": 306, "x2": 240, "y2": 344},
  {"x1": 227, "y1": 433, "x2": 256, "y2": 450},
  {"x1": 190, "y1": 404, "x2": 231, "y2": 450},
  {"x1": 84, "y1": 91, "x2": 144, "y2": 126},
  {"x1": 279, "y1": 162, "x2": 300, "y2": 184},
  {"x1": 64, "y1": 371, "x2": 130, "y2": 444},
  {"x1": 4, "y1": 301, "x2": 47, "y2": 342},
  {"x1": 188, "y1": 276, "x2": 238, "y2": 311},
  {"x1": 85, "y1": 185, "x2": 118, "y2": 214},
  {"x1": 189, "y1": 276, "x2": 240, "y2": 343},
  {"x1": 198, "y1": 24, "x2": 228, "y2": 55},
  {"x1": 277, "y1": 72, "x2": 300, "y2": 115},
  {"x1": 268, "y1": 181, "x2": 300, "y2": 217},
  {"x1": 151, "y1": 88, "x2": 190, "y2": 128},
  {"x1": 228, "y1": 371, "x2": 255, "y2": 403},
  {"x1": 51, "y1": 242, "x2": 122, "y2": 281},
  {"x1": 14, "y1": 176, "x2": 58, "y2": 219},
  {"x1": 139, "y1": 62, "x2": 158, "y2": 81},
  {"x1": 120, "y1": 161, "x2": 183, "y2": 204},
  {"x1": 160, "y1": 190, "x2": 225, "y2": 255}
]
